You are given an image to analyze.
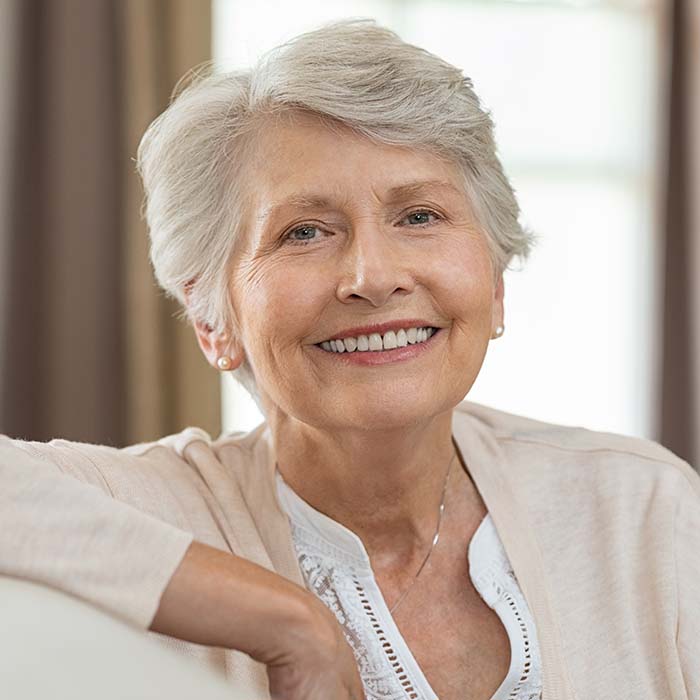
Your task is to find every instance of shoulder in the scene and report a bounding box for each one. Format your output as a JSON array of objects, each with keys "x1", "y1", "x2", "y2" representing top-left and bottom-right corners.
[
  {"x1": 38, "y1": 426, "x2": 271, "y2": 535},
  {"x1": 115, "y1": 422, "x2": 272, "y2": 489},
  {"x1": 454, "y1": 400, "x2": 698, "y2": 497},
  {"x1": 6, "y1": 423, "x2": 267, "y2": 500},
  {"x1": 106, "y1": 423, "x2": 268, "y2": 466}
]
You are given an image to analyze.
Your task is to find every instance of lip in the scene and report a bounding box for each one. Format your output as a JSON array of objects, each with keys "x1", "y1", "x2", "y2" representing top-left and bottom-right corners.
[
  {"x1": 313, "y1": 327, "x2": 444, "y2": 366},
  {"x1": 317, "y1": 318, "x2": 439, "y2": 343}
]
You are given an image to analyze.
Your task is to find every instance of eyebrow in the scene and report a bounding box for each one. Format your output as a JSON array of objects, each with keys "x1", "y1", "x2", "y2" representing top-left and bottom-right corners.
[
  {"x1": 256, "y1": 179, "x2": 463, "y2": 224},
  {"x1": 384, "y1": 179, "x2": 463, "y2": 201}
]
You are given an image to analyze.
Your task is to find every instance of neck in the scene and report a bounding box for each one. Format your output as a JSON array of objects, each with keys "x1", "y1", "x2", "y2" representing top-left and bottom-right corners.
[{"x1": 269, "y1": 408, "x2": 460, "y2": 565}]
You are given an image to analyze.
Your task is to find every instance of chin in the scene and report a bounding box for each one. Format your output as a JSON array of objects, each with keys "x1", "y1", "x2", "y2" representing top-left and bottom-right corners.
[{"x1": 319, "y1": 393, "x2": 452, "y2": 433}]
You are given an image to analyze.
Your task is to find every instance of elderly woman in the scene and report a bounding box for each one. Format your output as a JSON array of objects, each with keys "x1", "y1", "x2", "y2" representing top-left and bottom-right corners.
[{"x1": 2, "y1": 19, "x2": 698, "y2": 700}]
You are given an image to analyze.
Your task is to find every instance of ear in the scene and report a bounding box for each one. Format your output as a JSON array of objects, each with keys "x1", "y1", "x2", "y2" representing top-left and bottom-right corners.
[
  {"x1": 193, "y1": 320, "x2": 245, "y2": 371},
  {"x1": 492, "y1": 274, "x2": 505, "y2": 333},
  {"x1": 183, "y1": 279, "x2": 244, "y2": 371}
]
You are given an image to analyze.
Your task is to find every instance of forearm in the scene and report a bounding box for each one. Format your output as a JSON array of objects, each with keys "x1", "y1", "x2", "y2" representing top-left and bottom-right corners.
[{"x1": 150, "y1": 540, "x2": 314, "y2": 663}]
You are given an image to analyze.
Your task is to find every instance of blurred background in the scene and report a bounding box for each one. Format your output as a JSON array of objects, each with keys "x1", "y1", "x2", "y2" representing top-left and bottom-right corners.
[{"x1": 0, "y1": 0, "x2": 697, "y2": 469}]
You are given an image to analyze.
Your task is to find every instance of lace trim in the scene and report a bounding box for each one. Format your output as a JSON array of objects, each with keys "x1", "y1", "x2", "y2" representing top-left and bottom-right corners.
[
  {"x1": 352, "y1": 577, "x2": 421, "y2": 700},
  {"x1": 292, "y1": 520, "x2": 370, "y2": 570},
  {"x1": 295, "y1": 524, "x2": 427, "y2": 700},
  {"x1": 470, "y1": 518, "x2": 542, "y2": 700}
]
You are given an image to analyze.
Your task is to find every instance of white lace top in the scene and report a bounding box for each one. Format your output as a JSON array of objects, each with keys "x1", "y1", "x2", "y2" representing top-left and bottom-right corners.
[{"x1": 276, "y1": 471, "x2": 543, "y2": 700}]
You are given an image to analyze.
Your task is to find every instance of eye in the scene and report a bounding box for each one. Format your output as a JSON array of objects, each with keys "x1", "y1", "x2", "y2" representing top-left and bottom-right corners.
[
  {"x1": 401, "y1": 209, "x2": 441, "y2": 226},
  {"x1": 283, "y1": 224, "x2": 322, "y2": 245}
]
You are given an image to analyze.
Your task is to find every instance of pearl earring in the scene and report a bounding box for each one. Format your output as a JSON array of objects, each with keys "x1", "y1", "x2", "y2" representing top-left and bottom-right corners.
[
  {"x1": 493, "y1": 325, "x2": 504, "y2": 338},
  {"x1": 216, "y1": 356, "x2": 233, "y2": 371}
]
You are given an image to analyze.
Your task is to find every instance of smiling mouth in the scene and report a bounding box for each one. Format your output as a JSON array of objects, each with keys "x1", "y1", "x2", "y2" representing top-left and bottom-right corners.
[{"x1": 316, "y1": 326, "x2": 438, "y2": 354}]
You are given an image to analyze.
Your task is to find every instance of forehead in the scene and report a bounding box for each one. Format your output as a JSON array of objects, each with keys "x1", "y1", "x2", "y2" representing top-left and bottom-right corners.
[{"x1": 245, "y1": 111, "x2": 465, "y2": 210}]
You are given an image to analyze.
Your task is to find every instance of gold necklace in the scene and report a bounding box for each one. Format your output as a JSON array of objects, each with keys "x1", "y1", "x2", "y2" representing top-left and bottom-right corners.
[{"x1": 388, "y1": 448, "x2": 456, "y2": 615}]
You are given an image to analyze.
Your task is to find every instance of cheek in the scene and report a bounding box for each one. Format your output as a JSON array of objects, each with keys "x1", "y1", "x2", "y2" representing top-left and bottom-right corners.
[
  {"x1": 428, "y1": 238, "x2": 495, "y2": 321},
  {"x1": 231, "y1": 256, "x2": 330, "y2": 357}
]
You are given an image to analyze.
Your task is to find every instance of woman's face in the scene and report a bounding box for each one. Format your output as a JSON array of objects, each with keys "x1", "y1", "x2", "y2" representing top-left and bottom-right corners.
[{"x1": 226, "y1": 112, "x2": 504, "y2": 431}]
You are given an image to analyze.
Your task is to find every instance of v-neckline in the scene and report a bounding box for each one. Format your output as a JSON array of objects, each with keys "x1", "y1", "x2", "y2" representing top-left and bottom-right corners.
[
  {"x1": 276, "y1": 466, "x2": 537, "y2": 700},
  {"x1": 246, "y1": 406, "x2": 577, "y2": 700}
]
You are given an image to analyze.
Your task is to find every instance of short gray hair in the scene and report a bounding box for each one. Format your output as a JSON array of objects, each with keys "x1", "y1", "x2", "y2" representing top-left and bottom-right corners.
[{"x1": 137, "y1": 19, "x2": 534, "y2": 404}]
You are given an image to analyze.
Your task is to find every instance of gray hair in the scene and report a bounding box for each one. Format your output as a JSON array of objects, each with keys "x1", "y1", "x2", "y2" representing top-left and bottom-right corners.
[{"x1": 136, "y1": 19, "x2": 534, "y2": 405}]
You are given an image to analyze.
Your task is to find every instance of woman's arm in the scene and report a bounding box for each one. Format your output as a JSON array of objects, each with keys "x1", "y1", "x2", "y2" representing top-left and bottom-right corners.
[
  {"x1": 0, "y1": 435, "x2": 363, "y2": 700},
  {"x1": 153, "y1": 541, "x2": 364, "y2": 700}
]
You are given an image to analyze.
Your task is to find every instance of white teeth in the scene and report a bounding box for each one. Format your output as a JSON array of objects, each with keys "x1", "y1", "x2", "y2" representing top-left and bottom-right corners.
[
  {"x1": 383, "y1": 330, "x2": 397, "y2": 349},
  {"x1": 320, "y1": 326, "x2": 438, "y2": 354},
  {"x1": 368, "y1": 333, "x2": 383, "y2": 351}
]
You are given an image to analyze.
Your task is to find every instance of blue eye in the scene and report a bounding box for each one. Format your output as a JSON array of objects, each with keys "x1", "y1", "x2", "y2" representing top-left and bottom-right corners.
[
  {"x1": 403, "y1": 210, "x2": 439, "y2": 226},
  {"x1": 285, "y1": 225, "x2": 320, "y2": 245}
]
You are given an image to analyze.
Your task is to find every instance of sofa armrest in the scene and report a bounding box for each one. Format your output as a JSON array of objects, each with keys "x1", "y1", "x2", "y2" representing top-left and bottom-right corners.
[{"x1": 0, "y1": 576, "x2": 248, "y2": 699}]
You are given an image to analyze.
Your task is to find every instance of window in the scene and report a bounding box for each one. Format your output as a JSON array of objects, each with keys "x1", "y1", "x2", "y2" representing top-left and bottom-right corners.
[{"x1": 214, "y1": 0, "x2": 663, "y2": 438}]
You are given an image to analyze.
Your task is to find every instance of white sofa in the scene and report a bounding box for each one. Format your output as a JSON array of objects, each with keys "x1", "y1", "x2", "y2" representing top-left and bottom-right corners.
[{"x1": 0, "y1": 576, "x2": 249, "y2": 699}]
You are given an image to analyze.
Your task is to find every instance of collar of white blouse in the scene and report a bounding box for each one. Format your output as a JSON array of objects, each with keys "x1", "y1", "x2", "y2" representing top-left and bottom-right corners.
[
  {"x1": 276, "y1": 469, "x2": 380, "y2": 570},
  {"x1": 274, "y1": 468, "x2": 543, "y2": 700},
  {"x1": 275, "y1": 467, "x2": 492, "y2": 574}
]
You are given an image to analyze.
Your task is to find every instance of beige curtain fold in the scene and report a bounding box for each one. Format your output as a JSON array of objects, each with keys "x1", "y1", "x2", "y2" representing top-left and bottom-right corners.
[
  {"x1": 0, "y1": 0, "x2": 21, "y2": 384},
  {"x1": 0, "y1": 0, "x2": 219, "y2": 446},
  {"x1": 661, "y1": 0, "x2": 700, "y2": 468},
  {"x1": 118, "y1": 0, "x2": 218, "y2": 444}
]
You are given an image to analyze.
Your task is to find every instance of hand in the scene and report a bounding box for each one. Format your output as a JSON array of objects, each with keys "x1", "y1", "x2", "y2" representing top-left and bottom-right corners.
[
  {"x1": 264, "y1": 595, "x2": 364, "y2": 700},
  {"x1": 151, "y1": 542, "x2": 363, "y2": 699}
]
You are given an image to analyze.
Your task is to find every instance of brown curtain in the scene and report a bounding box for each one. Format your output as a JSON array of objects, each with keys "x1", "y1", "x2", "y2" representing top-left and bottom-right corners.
[
  {"x1": 661, "y1": 0, "x2": 700, "y2": 468},
  {"x1": 0, "y1": 0, "x2": 220, "y2": 446}
]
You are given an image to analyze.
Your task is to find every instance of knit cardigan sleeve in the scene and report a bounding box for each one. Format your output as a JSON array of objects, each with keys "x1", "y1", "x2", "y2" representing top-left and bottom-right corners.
[
  {"x1": 0, "y1": 434, "x2": 194, "y2": 629},
  {"x1": 675, "y1": 461, "x2": 700, "y2": 699}
]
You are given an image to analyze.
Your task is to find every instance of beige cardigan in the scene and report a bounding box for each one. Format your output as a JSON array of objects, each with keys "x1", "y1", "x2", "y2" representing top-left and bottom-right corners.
[{"x1": 2, "y1": 401, "x2": 698, "y2": 700}]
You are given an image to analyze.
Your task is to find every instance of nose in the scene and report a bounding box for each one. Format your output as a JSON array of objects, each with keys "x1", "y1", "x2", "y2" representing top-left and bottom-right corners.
[{"x1": 335, "y1": 225, "x2": 415, "y2": 307}]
